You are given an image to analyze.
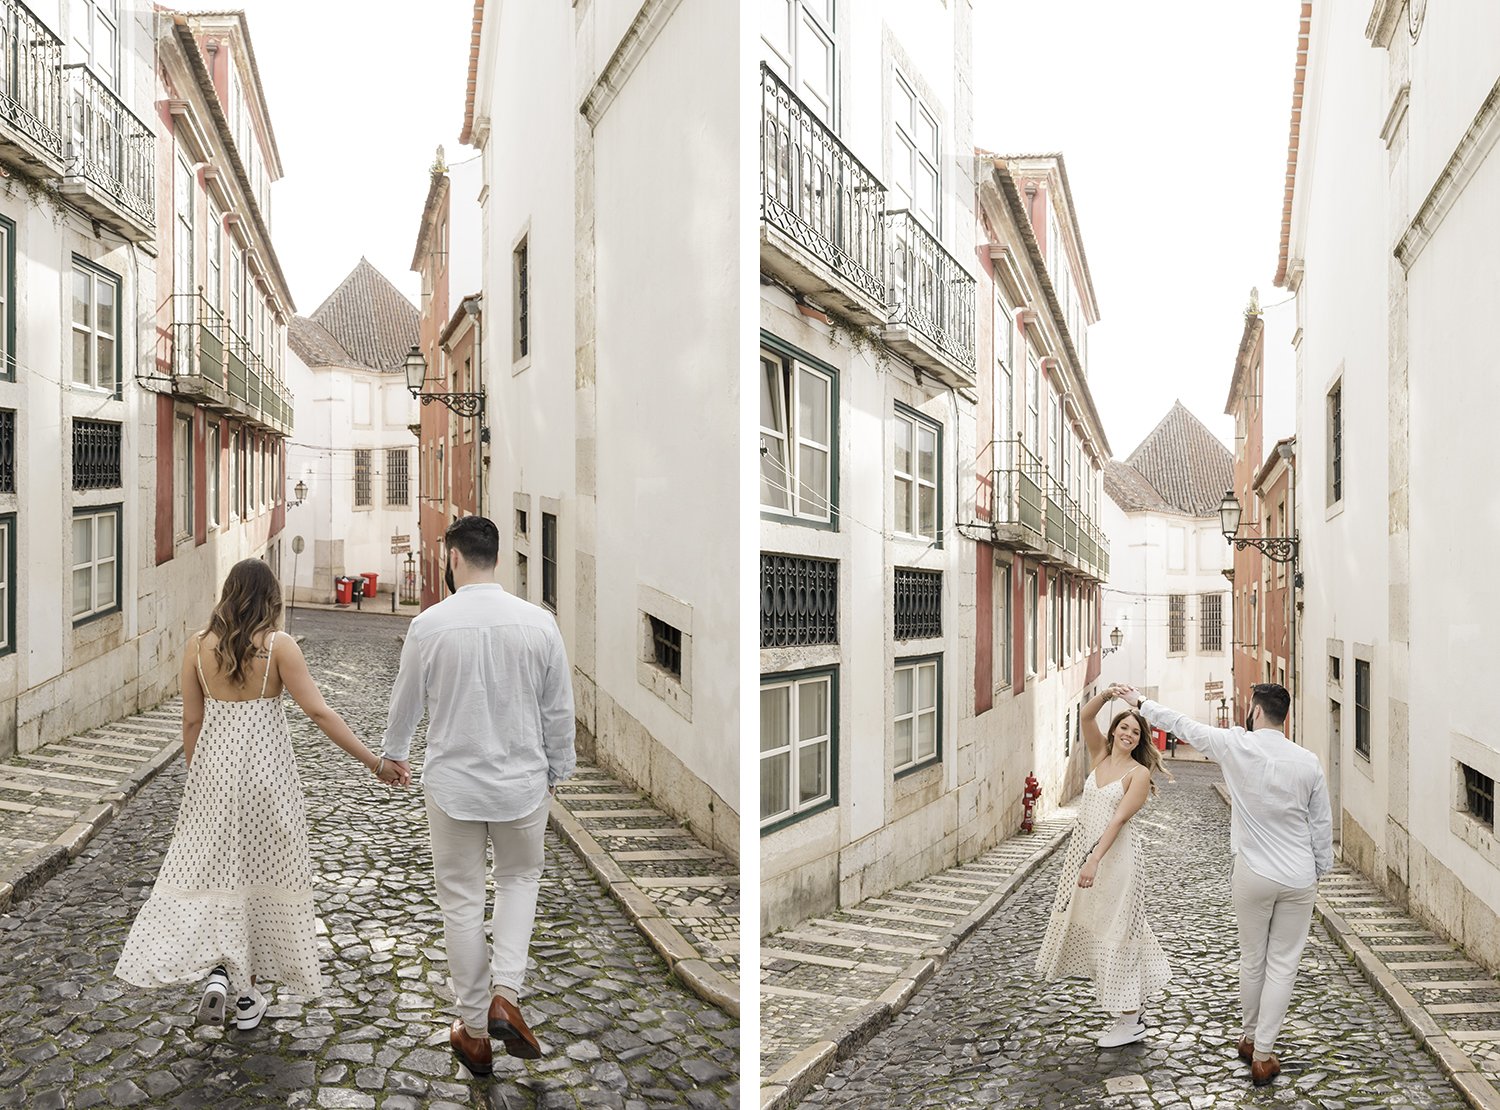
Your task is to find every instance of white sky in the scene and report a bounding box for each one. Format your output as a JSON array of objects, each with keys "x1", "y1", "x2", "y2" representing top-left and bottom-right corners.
[
  {"x1": 974, "y1": 0, "x2": 1304, "y2": 457},
  {"x1": 232, "y1": 0, "x2": 475, "y2": 314}
]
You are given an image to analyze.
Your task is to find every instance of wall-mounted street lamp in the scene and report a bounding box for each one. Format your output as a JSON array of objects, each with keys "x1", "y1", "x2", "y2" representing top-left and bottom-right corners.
[
  {"x1": 289, "y1": 479, "x2": 308, "y2": 507},
  {"x1": 405, "y1": 344, "x2": 486, "y2": 421},
  {"x1": 1218, "y1": 491, "x2": 1298, "y2": 564},
  {"x1": 1102, "y1": 625, "x2": 1124, "y2": 656}
]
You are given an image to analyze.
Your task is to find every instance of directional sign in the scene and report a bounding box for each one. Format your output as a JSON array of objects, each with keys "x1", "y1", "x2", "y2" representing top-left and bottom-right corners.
[
  {"x1": 1205, "y1": 681, "x2": 1224, "y2": 699},
  {"x1": 391, "y1": 542, "x2": 411, "y2": 554}
]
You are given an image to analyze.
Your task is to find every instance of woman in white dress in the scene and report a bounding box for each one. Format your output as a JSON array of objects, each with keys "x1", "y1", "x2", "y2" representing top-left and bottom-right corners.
[
  {"x1": 115, "y1": 559, "x2": 404, "y2": 1028},
  {"x1": 1036, "y1": 683, "x2": 1173, "y2": 1047}
]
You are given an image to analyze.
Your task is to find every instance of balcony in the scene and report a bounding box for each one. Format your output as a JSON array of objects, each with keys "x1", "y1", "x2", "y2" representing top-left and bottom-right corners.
[
  {"x1": 169, "y1": 295, "x2": 293, "y2": 436},
  {"x1": 881, "y1": 209, "x2": 977, "y2": 388},
  {"x1": 759, "y1": 63, "x2": 887, "y2": 325},
  {"x1": 0, "y1": 0, "x2": 64, "y2": 173},
  {"x1": 59, "y1": 64, "x2": 154, "y2": 239},
  {"x1": 982, "y1": 439, "x2": 1109, "y2": 580}
]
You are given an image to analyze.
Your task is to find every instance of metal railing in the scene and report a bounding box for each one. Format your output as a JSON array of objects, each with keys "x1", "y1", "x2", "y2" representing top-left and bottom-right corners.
[
  {"x1": 65, "y1": 63, "x2": 153, "y2": 224},
  {"x1": 987, "y1": 439, "x2": 1044, "y2": 537},
  {"x1": 0, "y1": 0, "x2": 63, "y2": 161},
  {"x1": 169, "y1": 293, "x2": 227, "y2": 386},
  {"x1": 760, "y1": 63, "x2": 886, "y2": 307},
  {"x1": 884, "y1": 209, "x2": 977, "y2": 374}
]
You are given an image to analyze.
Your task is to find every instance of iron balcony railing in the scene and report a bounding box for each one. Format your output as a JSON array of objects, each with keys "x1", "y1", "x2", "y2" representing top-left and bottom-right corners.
[
  {"x1": 0, "y1": 0, "x2": 63, "y2": 162},
  {"x1": 171, "y1": 293, "x2": 292, "y2": 431},
  {"x1": 760, "y1": 62, "x2": 886, "y2": 307},
  {"x1": 884, "y1": 209, "x2": 977, "y2": 374},
  {"x1": 64, "y1": 63, "x2": 153, "y2": 225},
  {"x1": 986, "y1": 439, "x2": 1044, "y2": 538},
  {"x1": 170, "y1": 293, "x2": 227, "y2": 386}
]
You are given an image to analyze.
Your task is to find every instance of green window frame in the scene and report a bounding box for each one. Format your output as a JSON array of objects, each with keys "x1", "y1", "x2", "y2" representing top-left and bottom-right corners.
[
  {"x1": 71, "y1": 503, "x2": 122, "y2": 624},
  {"x1": 893, "y1": 653, "x2": 942, "y2": 776},
  {"x1": 893, "y1": 402, "x2": 942, "y2": 544},
  {"x1": 760, "y1": 331, "x2": 840, "y2": 531},
  {"x1": 70, "y1": 257, "x2": 122, "y2": 398},
  {"x1": 760, "y1": 665, "x2": 838, "y2": 833},
  {"x1": 0, "y1": 513, "x2": 14, "y2": 656}
]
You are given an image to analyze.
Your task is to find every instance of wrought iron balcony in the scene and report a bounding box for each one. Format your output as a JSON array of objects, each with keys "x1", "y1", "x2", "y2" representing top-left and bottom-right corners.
[
  {"x1": 983, "y1": 438, "x2": 1045, "y2": 551},
  {"x1": 759, "y1": 63, "x2": 887, "y2": 324},
  {"x1": 168, "y1": 294, "x2": 292, "y2": 436},
  {"x1": 61, "y1": 63, "x2": 154, "y2": 239},
  {"x1": 882, "y1": 210, "x2": 977, "y2": 387},
  {"x1": 0, "y1": 0, "x2": 64, "y2": 171}
]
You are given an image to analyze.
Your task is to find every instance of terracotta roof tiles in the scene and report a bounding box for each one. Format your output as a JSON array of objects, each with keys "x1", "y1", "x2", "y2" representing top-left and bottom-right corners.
[
  {"x1": 289, "y1": 259, "x2": 418, "y2": 373},
  {"x1": 1107, "y1": 401, "x2": 1233, "y2": 518}
]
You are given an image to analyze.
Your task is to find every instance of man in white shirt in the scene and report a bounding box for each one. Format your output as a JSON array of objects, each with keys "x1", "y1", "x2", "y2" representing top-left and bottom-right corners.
[
  {"x1": 382, "y1": 515, "x2": 576, "y2": 1078},
  {"x1": 1119, "y1": 682, "x2": 1332, "y2": 1089}
]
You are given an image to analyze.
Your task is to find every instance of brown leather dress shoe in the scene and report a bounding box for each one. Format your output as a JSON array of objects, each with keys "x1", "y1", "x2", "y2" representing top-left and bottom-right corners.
[
  {"x1": 488, "y1": 994, "x2": 542, "y2": 1059},
  {"x1": 449, "y1": 1018, "x2": 494, "y2": 1077},
  {"x1": 1237, "y1": 1037, "x2": 1255, "y2": 1062},
  {"x1": 1251, "y1": 1055, "x2": 1281, "y2": 1086}
]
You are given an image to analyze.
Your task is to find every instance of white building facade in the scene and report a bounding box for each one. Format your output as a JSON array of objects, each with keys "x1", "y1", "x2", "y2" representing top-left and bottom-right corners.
[
  {"x1": 1281, "y1": 0, "x2": 1500, "y2": 970},
  {"x1": 285, "y1": 261, "x2": 419, "y2": 605},
  {"x1": 461, "y1": 0, "x2": 739, "y2": 856},
  {"x1": 1099, "y1": 404, "x2": 1233, "y2": 727}
]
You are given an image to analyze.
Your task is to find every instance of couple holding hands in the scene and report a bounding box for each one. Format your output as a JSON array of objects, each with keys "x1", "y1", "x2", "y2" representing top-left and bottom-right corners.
[{"x1": 1036, "y1": 681, "x2": 1334, "y2": 1089}]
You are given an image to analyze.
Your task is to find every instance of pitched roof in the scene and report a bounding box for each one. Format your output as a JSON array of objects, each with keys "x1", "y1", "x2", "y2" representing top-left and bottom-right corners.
[
  {"x1": 289, "y1": 259, "x2": 419, "y2": 373},
  {"x1": 1103, "y1": 459, "x2": 1171, "y2": 513},
  {"x1": 1108, "y1": 401, "x2": 1234, "y2": 518}
]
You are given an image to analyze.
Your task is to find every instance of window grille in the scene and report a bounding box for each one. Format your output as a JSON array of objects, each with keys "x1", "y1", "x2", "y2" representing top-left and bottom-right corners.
[
  {"x1": 894, "y1": 567, "x2": 941, "y2": 641},
  {"x1": 1462, "y1": 765, "x2": 1495, "y2": 829},
  {"x1": 648, "y1": 616, "x2": 682, "y2": 678},
  {"x1": 0, "y1": 410, "x2": 12, "y2": 493},
  {"x1": 1200, "y1": 593, "x2": 1223, "y2": 652},
  {"x1": 72, "y1": 419, "x2": 122, "y2": 489},
  {"x1": 1168, "y1": 594, "x2": 1186, "y2": 653},
  {"x1": 354, "y1": 448, "x2": 371, "y2": 506},
  {"x1": 386, "y1": 448, "x2": 409, "y2": 506},
  {"x1": 761, "y1": 553, "x2": 838, "y2": 648}
]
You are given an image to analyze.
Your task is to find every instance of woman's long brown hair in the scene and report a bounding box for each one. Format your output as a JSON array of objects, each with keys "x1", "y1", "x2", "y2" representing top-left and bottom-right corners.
[
  {"x1": 1106, "y1": 709, "x2": 1164, "y2": 796},
  {"x1": 205, "y1": 558, "x2": 282, "y2": 687}
]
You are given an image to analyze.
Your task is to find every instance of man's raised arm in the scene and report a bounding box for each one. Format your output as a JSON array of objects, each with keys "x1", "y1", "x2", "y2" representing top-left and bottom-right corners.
[{"x1": 1125, "y1": 688, "x2": 1236, "y2": 762}]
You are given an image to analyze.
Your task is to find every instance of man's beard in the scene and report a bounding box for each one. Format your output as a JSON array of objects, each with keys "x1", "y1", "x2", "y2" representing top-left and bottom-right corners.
[{"x1": 445, "y1": 559, "x2": 456, "y2": 595}]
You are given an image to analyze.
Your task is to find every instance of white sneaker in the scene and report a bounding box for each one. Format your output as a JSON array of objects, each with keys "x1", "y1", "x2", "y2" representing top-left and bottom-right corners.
[
  {"x1": 1096, "y1": 1011, "x2": 1148, "y2": 1048},
  {"x1": 197, "y1": 967, "x2": 230, "y2": 1026},
  {"x1": 234, "y1": 987, "x2": 269, "y2": 1030}
]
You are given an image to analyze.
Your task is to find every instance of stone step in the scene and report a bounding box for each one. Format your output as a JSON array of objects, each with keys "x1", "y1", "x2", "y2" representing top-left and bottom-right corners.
[{"x1": 762, "y1": 947, "x2": 904, "y2": 975}]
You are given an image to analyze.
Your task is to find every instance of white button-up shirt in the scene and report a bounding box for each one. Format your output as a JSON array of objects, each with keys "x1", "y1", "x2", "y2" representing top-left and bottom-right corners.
[
  {"x1": 1140, "y1": 699, "x2": 1333, "y2": 889},
  {"x1": 382, "y1": 583, "x2": 576, "y2": 822}
]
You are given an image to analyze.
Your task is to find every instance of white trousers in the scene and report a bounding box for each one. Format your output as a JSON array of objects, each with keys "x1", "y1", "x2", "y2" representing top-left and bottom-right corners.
[
  {"x1": 426, "y1": 794, "x2": 549, "y2": 1036},
  {"x1": 1232, "y1": 856, "x2": 1316, "y2": 1058}
]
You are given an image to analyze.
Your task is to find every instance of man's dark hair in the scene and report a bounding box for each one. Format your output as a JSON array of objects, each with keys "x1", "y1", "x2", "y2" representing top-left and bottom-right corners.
[
  {"x1": 1251, "y1": 683, "x2": 1291, "y2": 726},
  {"x1": 444, "y1": 515, "x2": 499, "y2": 569}
]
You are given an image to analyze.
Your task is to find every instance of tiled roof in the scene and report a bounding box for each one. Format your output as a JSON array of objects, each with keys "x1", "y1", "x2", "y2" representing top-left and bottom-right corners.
[
  {"x1": 1275, "y1": 2, "x2": 1312, "y2": 287},
  {"x1": 459, "y1": 1, "x2": 485, "y2": 145},
  {"x1": 1108, "y1": 401, "x2": 1233, "y2": 518},
  {"x1": 291, "y1": 259, "x2": 418, "y2": 373}
]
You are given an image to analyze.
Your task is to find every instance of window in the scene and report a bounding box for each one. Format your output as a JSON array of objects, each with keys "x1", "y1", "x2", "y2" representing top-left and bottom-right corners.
[
  {"x1": 207, "y1": 202, "x2": 223, "y2": 314},
  {"x1": 386, "y1": 448, "x2": 410, "y2": 506},
  {"x1": 72, "y1": 419, "x2": 121, "y2": 489},
  {"x1": 762, "y1": 553, "x2": 838, "y2": 647},
  {"x1": 1167, "y1": 527, "x2": 1187, "y2": 572},
  {"x1": 0, "y1": 410, "x2": 12, "y2": 492},
  {"x1": 1200, "y1": 593, "x2": 1223, "y2": 652},
  {"x1": 993, "y1": 561, "x2": 1012, "y2": 692},
  {"x1": 515, "y1": 552, "x2": 528, "y2": 599},
  {"x1": 1025, "y1": 570, "x2": 1039, "y2": 675},
  {"x1": 0, "y1": 217, "x2": 12, "y2": 381},
  {"x1": 516, "y1": 509, "x2": 528, "y2": 536},
  {"x1": 761, "y1": 670, "x2": 835, "y2": 829},
  {"x1": 71, "y1": 0, "x2": 119, "y2": 87},
  {"x1": 541, "y1": 511, "x2": 557, "y2": 611},
  {"x1": 891, "y1": 70, "x2": 939, "y2": 231},
  {"x1": 230, "y1": 429, "x2": 240, "y2": 519},
  {"x1": 1050, "y1": 574, "x2": 1063, "y2": 668},
  {"x1": 71, "y1": 262, "x2": 119, "y2": 394},
  {"x1": 1275, "y1": 501, "x2": 1287, "y2": 585},
  {"x1": 1025, "y1": 355, "x2": 1040, "y2": 450},
  {"x1": 354, "y1": 448, "x2": 371, "y2": 507},
  {"x1": 0, "y1": 513, "x2": 12, "y2": 655},
  {"x1": 893, "y1": 407, "x2": 939, "y2": 540},
  {"x1": 1355, "y1": 659, "x2": 1371, "y2": 759},
  {"x1": 1461, "y1": 765, "x2": 1495, "y2": 830},
  {"x1": 762, "y1": 0, "x2": 836, "y2": 125},
  {"x1": 1330, "y1": 654, "x2": 1342, "y2": 684},
  {"x1": 206, "y1": 423, "x2": 220, "y2": 528},
  {"x1": 1047, "y1": 387, "x2": 1060, "y2": 482},
  {"x1": 174, "y1": 152, "x2": 194, "y2": 309},
  {"x1": 1328, "y1": 381, "x2": 1343, "y2": 505},
  {"x1": 893, "y1": 567, "x2": 941, "y2": 641},
  {"x1": 761, "y1": 346, "x2": 834, "y2": 522},
  {"x1": 1168, "y1": 594, "x2": 1186, "y2": 654},
  {"x1": 174, "y1": 414, "x2": 193, "y2": 540},
  {"x1": 894, "y1": 656, "x2": 940, "y2": 773},
  {"x1": 513, "y1": 236, "x2": 529, "y2": 361},
  {"x1": 72, "y1": 506, "x2": 120, "y2": 621},
  {"x1": 648, "y1": 616, "x2": 683, "y2": 679}
]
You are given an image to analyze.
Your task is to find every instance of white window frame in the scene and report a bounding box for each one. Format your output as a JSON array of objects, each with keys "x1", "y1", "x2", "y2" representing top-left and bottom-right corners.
[
  {"x1": 71, "y1": 0, "x2": 119, "y2": 88},
  {"x1": 761, "y1": 348, "x2": 834, "y2": 523},
  {"x1": 1025, "y1": 569, "x2": 1039, "y2": 676},
  {"x1": 72, "y1": 506, "x2": 119, "y2": 621},
  {"x1": 893, "y1": 407, "x2": 939, "y2": 541},
  {"x1": 993, "y1": 560, "x2": 1012, "y2": 693},
  {"x1": 760, "y1": 671, "x2": 834, "y2": 828},
  {"x1": 71, "y1": 262, "x2": 119, "y2": 394},
  {"x1": 893, "y1": 657, "x2": 940, "y2": 773},
  {"x1": 513, "y1": 234, "x2": 530, "y2": 365},
  {"x1": 891, "y1": 69, "x2": 940, "y2": 232},
  {"x1": 173, "y1": 413, "x2": 193, "y2": 541},
  {"x1": 762, "y1": 0, "x2": 836, "y2": 125},
  {"x1": 206, "y1": 422, "x2": 220, "y2": 528}
]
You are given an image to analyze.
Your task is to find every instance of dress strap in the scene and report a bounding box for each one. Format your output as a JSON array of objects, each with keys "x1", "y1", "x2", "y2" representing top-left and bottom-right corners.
[
  {"x1": 260, "y1": 631, "x2": 277, "y2": 698},
  {"x1": 193, "y1": 634, "x2": 215, "y2": 700}
]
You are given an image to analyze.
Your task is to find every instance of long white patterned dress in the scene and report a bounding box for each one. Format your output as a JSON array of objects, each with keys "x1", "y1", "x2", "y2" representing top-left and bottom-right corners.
[
  {"x1": 1035, "y1": 768, "x2": 1172, "y2": 1013},
  {"x1": 116, "y1": 632, "x2": 322, "y2": 998}
]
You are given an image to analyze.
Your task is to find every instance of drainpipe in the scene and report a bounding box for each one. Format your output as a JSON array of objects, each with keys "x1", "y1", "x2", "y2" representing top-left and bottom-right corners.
[{"x1": 463, "y1": 295, "x2": 484, "y2": 518}]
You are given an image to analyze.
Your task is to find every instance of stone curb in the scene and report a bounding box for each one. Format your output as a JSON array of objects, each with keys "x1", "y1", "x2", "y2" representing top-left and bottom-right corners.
[
  {"x1": 1211, "y1": 780, "x2": 1500, "y2": 1110},
  {"x1": 546, "y1": 795, "x2": 740, "y2": 1020},
  {"x1": 759, "y1": 820, "x2": 1076, "y2": 1110},
  {"x1": 0, "y1": 734, "x2": 183, "y2": 916}
]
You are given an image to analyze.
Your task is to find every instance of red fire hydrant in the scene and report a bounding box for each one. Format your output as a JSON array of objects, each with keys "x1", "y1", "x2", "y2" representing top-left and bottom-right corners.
[{"x1": 1021, "y1": 772, "x2": 1042, "y2": 834}]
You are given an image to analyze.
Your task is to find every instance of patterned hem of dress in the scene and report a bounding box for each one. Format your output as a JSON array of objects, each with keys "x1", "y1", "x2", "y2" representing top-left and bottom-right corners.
[{"x1": 146, "y1": 885, "x2": 316, "y2": 903}]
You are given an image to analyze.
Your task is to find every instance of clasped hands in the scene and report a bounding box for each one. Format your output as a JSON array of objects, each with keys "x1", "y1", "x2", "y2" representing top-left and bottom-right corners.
[
  {"x1": 1105, "y1": 682, "x2": 1143, "y2": 707},
  {"x1": 375, "y1": 757, "x2": 412, "y2": 787}
]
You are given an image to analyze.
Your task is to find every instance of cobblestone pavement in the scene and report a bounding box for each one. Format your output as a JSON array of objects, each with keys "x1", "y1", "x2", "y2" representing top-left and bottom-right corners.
[
  {"x1": 0, "y1": 607, "x2": 738, "y2": 1109},
  {"x1": 798, "y1": 762, "x2": 1467, "y2": 1109}
]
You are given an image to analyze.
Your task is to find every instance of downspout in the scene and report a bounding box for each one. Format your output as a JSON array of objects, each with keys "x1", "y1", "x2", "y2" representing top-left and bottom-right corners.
[{"x1": 465, "y1": 296, "x2": 483, "y2": 518}]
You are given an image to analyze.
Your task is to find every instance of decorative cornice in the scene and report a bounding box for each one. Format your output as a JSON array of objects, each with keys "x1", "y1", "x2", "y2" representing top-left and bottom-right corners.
[
  {"x1": 1379, "y1": 82, "x2": 1410, "y2": 149},
  {"x1": 1395, "y1": 77, "x2": 1500, "y2": 271},
  {"x1": 580, "y1": 0, "x2": 685, "y2": 127},
  {"x1": 1365, "y1": 0, "x2": 1402, "y2": 47}
]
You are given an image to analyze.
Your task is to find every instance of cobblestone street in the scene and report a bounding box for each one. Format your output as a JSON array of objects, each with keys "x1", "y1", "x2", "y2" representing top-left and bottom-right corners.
[
  {"x1": 0, "y1": 608, "x2": 738, "y2": 1110},
  {"x1": 797, "y1": 762, "x2": 1466, "y2": 1109}
]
